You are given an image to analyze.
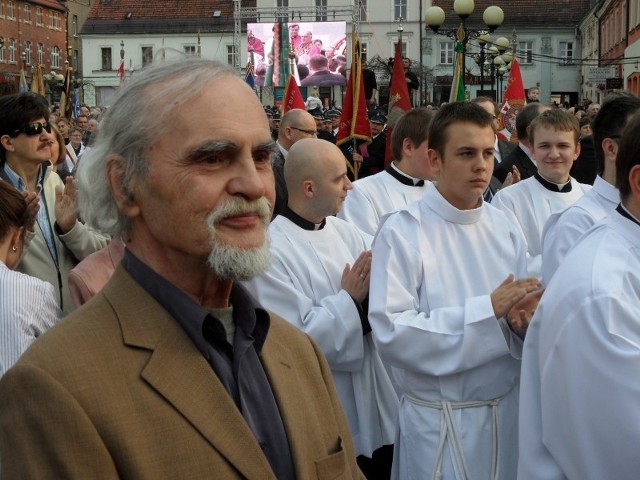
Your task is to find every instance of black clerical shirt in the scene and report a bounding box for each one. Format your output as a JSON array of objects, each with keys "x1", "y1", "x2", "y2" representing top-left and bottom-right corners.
[{"x1": 121, "y1": 250, "x2": 295, "y2": 479}]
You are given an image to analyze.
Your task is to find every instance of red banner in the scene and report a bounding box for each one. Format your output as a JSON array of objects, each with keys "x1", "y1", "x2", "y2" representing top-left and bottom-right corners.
[
  {"x1": 384, "y1": 41, "x2": 412, "y2": 166},
  {"x1": 497, "y1": 58, "x2": 526, "y2": 143},
  {"x1": 282, "y1": 74, "x2": 306, "y2": 113}
]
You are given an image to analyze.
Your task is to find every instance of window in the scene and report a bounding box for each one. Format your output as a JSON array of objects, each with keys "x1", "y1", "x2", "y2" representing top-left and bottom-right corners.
[
  {"x1": 359, "y1": 0, "x2": 367, "y2": 21},
  {"x1": 8, "y1": 38, "x2": 16, "y2": 63},
  {"x1": 184, "y1": 45, "x2": 196, "y2": 55},
  {"x1": 8, "y1": 0, "x2": 15, "y2": 19},
  {"x1": 142, "y1": 46, "x2": 153, "y2": 66},
  {"x1": 0, "y1": 43, "x2": 4, "y2": 63},
  {"x1": 559, "y1": 41, "x2": 573, "y2": 64},
  {"x1": 315, "y1": 0, "x2": 327, "y2": 21},
  {"x1": 49, "y1": 11, "x2": 55, "y2": 28},
  {"x1": 276, "y1": 0, "x2": 288, "y2": 22},
  {"x1": 37, "y1": 43, "x2": 44, "y2": 64},
  {"x1": 227, "y1": 45, "x2": 236, "y2": 66},
  {"x1": 101, "y1": 47, "x2": 112, "y2": 70},
  {"x1": 439, "y1": 41, "x2": 454, "y2": 64},
  {"x1": 55, "y1": 12, "x2": 61, "y2": 30},
  {"x1": 51, "y1": 46, "x2": 60, "y2": 68},
  {"x1": 394, "y1": 0, "x2": 407, "y2": 21},
  {"x1": 0, "y1": 1, "x2": 4, "y2": 18},
  {"x1": 36, "y1": 7, "x2": 42, "y2": 25},
  {"x1": 24, "y1": 3, "x2": 31, "y2": 23},
  {"x1": 361, "y1": 42, "x2": 368, "y2": 63},
  {"x1": 73, "y1": 15, "x2": 78, "y2": 36},
  {"x1": 25, "y1": 41, "x2": 32, "y2": 65},
  {"x1": 73, "y1": 49, "x2": 78, "y2": 69},
  {"x1": 518, "y1": 41, "x2": 533, "y2": 64}
]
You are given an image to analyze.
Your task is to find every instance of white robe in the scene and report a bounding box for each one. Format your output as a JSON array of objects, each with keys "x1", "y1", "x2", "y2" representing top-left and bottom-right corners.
[
  {"x1": 541, "y1": 175, "x2": 619, "y2": 284},
  {"x1": 519, "y1": 210, "x2": 640, "y2": 480},
  {"x1": 370, "y1": 186, "x2": 527, "y2": 480},
  {"x1": 243, "y1": 215, "x2": 398, "y2": 457},
  {"x1": 491, "y1": 176, "x2": 590, "y2": 278},
  {"x1": 337, "y1": 170, "x2": 430, "y2": 236}
]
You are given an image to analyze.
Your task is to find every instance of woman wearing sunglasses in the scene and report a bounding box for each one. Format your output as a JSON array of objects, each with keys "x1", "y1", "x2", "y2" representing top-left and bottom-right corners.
[
  {"x1": 0, "y1": 93, "x2": 109, "y2": 314},
  {"x1": 0, "y1": 181, "x2": 62, "y2": 377}
]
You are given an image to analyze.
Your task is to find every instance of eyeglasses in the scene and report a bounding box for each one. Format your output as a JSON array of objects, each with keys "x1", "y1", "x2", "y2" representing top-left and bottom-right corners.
[
  {"x1": 289, "y1": 126, "x2": 318, "y2": 136},
  {"x1": 10, "y1": 121, "x2": 52, "y2": 137}
]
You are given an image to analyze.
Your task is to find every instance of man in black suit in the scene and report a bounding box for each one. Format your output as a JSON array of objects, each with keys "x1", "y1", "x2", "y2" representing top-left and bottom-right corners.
[{"x1": 494, "y1": 102, "x2": 551, "y2": 183}]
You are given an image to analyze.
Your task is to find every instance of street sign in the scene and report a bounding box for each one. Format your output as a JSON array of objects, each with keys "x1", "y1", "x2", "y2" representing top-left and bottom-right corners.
[{"x1": 587, "y1": 67, "x2": 616, "y2": 82}]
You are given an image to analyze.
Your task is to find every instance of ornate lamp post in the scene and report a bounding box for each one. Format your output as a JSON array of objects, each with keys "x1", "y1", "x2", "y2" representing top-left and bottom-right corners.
[{"x1": 425, "y1": 0, "x2": 504, "y2": 98}]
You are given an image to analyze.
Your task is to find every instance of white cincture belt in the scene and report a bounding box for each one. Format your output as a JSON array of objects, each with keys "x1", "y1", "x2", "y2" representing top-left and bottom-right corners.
[{"x1": 405, "y1": 386, "x2": 514, "y2": 480}]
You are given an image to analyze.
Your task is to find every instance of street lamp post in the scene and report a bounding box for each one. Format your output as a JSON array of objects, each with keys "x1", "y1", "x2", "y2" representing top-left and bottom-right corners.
[{"x1": 425, "y1": 0, "x2": 504, "y2": 99}]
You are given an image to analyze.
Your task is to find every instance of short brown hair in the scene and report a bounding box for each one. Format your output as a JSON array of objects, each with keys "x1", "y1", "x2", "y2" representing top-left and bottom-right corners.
[
  {"x1": 391, "y1": 108, "x2": 434, "y2": 161},
  {"x1": 529, "y1": 109, "x2": 579, "y2": 146},
  {"x1": 428, "y1": 102, "x2": 494, "y2": 159}
]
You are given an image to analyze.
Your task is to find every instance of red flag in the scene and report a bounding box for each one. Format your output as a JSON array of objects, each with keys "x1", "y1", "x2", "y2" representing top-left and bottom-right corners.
[
  {"x1": 336, "y1": 36, "x2": 371, "y2": 180},
  {"x1": 385, "y1": 41, "x2": 412, "y2": 166},
  {"x1": 282, "y1": 74, "x2": 306, "y2": 113},
  {"x1": 497, "y1": 58, "x2": 526, "y2": 143},
  {"x1": 117, "y1": 59, "x2": 125, "y2": 88}
]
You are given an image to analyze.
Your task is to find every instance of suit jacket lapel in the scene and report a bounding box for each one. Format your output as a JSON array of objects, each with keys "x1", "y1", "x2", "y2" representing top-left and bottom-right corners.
[{"x1": 103, "y1": 267, "x2": 275, "y2": 480}]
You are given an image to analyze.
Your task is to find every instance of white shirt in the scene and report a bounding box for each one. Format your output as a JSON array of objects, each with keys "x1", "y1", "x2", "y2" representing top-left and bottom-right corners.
[
  {"x1": 491, "y1": 176, "x2": 590, "y2": 278},
  {"x1": 369, "y1": 186, "x2": 527, "y2": 480},
  {"x1": 337, "y1": 169, "x2": 430, "y2": 236},
  {"x1": 243, "y1": 215, "x2": 398, "y2": 457},
  {"x1": 0, "y1": 262, "x2": 62, "y2": 377},
  {"x1": 541, "y1": 175, "x2": 619, "y2": 284},
  {"x1": 519, "y1": 209, "x2": 640, "y2": 480}
]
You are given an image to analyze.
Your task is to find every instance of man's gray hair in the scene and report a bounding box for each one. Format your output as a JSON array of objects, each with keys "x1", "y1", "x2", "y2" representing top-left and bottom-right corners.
[{"x1": 76, "y1": 57, "x2": 237, "y2": 236}]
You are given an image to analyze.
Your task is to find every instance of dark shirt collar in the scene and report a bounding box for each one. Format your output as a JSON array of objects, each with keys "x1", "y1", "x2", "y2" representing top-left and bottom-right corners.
[
  {"x1": 617, "y1": 204, "x2": 640, "y2": 228},
  {"x1": 386, "y1": 162, "x2": 425, "y2": 186},
  {"x1": 534, "y1": 172, "x2": 572, "y2": 193},
  {"x1": 121, "y1": 249, "x2": 270, "y2": 355},
  {"x1": 281, "y1": 204, "x2": 326, "y2": 230}
]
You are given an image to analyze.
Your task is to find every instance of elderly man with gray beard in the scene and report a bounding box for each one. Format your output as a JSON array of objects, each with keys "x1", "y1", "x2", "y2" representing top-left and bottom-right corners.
[{"x1": 0, "y1": 58, "x2": 363, "y2": 480}]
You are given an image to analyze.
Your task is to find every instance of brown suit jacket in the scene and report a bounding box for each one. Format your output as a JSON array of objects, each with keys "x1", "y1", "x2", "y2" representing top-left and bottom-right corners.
[{"x1": 0, "y1": 267, "x2": 363, "y2": 479}]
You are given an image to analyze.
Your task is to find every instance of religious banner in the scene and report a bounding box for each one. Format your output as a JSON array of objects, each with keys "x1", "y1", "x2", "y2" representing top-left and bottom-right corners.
[
  {"x1": 336, "y1": 35, "x2": 371, "y2": 180},
  {"x1": 384, "y1": 40, "x2": 412, "y2": 166},
  {"x1": 497, "y1": 58, "x2": 526, "y2": 143},
  {"x1": 449, "y1": 25, "x2": 467, "y2": 103}
]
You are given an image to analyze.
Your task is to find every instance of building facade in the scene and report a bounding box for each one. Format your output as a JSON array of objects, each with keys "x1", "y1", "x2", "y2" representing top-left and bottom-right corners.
[{"x1": 0, "y1": 0, "x2": 67, "y2": 98}]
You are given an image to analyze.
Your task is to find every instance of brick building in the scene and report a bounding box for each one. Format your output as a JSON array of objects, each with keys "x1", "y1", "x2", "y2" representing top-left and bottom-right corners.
[{"x1": 0, "y1": 0, "x2": 67, "y2": 97}]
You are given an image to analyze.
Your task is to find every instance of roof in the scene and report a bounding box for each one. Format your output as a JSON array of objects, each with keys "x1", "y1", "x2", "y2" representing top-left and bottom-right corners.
[
  {"x1": 30, "y1": 0, "x2": 66, "y2": 12},
  {"x1": 82, "y1": 0, "x2": 255, "y2": 35},
  {"x1": 432, "y1": 0, "x2": 591, "y2": 30}
]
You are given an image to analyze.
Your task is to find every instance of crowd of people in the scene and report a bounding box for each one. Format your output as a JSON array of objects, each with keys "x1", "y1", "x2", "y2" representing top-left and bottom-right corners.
[{"x1": 0, "y1": 56, "x2": 639, "y2": 480}]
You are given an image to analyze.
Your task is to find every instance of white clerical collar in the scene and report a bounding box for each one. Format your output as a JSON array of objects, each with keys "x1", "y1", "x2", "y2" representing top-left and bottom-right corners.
[{"x1": 519, "y1": 142, "x2": 536, "y2": 167}]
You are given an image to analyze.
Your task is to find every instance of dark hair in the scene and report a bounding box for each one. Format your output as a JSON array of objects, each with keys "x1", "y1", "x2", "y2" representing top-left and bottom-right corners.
[
  {"x1": 0, "y1": 93, "x2": 50, "y2": 162},
  {"x1": 391, "y1": 108, "x2": 434, "y2": 162},
  {"x1": 616, "y1": 111, "x2": 640, "y2": 201},
  {"x1": 309, "y1": 54, "x2": 329, "y2": 71},
  {"x1": 428, "y1": 102, "x2": 494, "y2": 159},
  {"x1": 516, "y1": 102, "x2": 546, "y2": 140},
  {"x1": 0, "y1": 181, "x2": 29, "y2": 241},
  {"x1": 592, "y1": 94, "x2": 640, "y2": 175},
  {"x1": 529, "y1": 109, "x2": 580, "y2": 146},
  {"x1": 471, "y1": 96, "x2": 499, "y2": 117},
  {"x1": 49, "y1": 124, "x2": 67, "y2": 166}
]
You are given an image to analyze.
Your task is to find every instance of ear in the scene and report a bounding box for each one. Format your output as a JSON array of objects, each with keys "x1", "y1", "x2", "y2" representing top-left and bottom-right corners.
[
  {"x1": 0, "y1": 135, "x2": 15, "y2": 152},
  {"x1": 302, "y1": 179, "x2": 314, "y2": 198},
  {"x1": 427, "y1": 148, "x2": 441, "y2": 175},
  {"x1": 106, "y1": 154, "x2": 141, "y2": 219},
  {"x1": 402, "y1": 138, "x2": 414, "y2": 157},
  {"x1": 573, "y1": 141, "x2": 581, "y2": 160},
  {"x1": 601, "y1": 138, "x2": 618, "y2": 166}
]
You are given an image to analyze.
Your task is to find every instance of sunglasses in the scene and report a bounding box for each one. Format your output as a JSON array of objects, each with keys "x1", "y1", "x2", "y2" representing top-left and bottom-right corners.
[{"x1": 10, "y1": 121, "x2": 52, "y2": 137}]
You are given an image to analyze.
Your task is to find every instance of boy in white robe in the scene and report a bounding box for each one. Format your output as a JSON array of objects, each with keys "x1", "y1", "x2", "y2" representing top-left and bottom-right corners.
[
  {"x1": 491, "y1": 109, "x2": 591, "y2": 278},
  {"x1": 369, "y1": 102, "x2": 542, "y2": 480},
  {"x1": 519, "y1": 111, "x2": 640, "y2": 480},
  {"x1": 541, "y1": 94, "x2": 640, "y2": 284},
  {"x1": 337, "y1": 108, "x2": 437, "y2": 236},
  {"x1": 245, "y1": 138, "x2": 398, "y2": 479}
]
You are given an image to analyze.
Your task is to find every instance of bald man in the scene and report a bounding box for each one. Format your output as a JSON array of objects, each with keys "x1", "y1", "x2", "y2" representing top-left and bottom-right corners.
[
  {"x1": 272, "y1": 109, "x2": 318, "y2": 218},
  {"x1": 244, "y1": 139, "x2": 398, "y2": 479}
]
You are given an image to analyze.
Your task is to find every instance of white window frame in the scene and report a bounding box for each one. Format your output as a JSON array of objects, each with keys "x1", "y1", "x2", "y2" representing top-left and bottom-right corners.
[{"x1": 439, "y1": 41, "x2": 454, "y2": 65}]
